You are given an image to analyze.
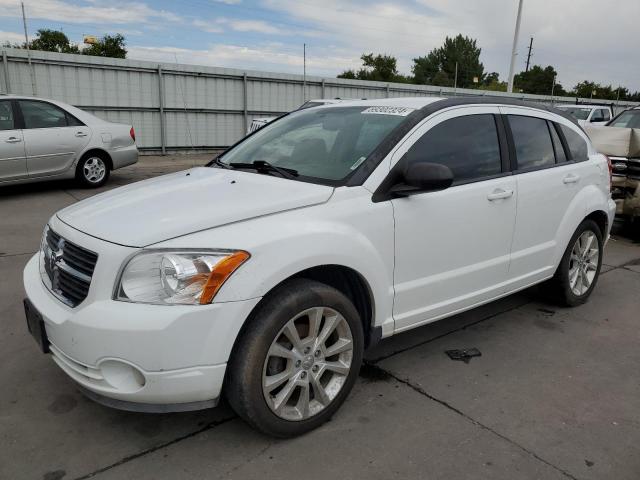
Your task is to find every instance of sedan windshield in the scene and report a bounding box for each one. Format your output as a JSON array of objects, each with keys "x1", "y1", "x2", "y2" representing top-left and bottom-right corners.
[
  {"x1": 218, "y1": 106, "x2": 410, "y2": 183},
  {"x1": 557, "y1": 107, "x2": 591, "y2": 120},
  {"x1": 608, "y1": 110, "x2": 640, "y2": 128}
]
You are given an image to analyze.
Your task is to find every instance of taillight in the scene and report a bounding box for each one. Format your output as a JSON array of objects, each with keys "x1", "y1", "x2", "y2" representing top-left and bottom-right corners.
[
  {"x1": 604, "y1": 154, "x2": 612, "y2": 191},
  {"x1": 130, "y1": 127, "x2": 136, "y2": 142}
]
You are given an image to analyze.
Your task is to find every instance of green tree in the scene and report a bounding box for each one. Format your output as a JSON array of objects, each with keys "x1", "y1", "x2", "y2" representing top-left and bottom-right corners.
[
  {"x1": 513, "y1": 65, "x2": 565, "y2": 96},
  {"x1": 82, "y1": 34, "x2": 127, "y2": 59},
  {"x1": 29, "y1": 29, "x2": 79, "y2": 54},
  {"x1": 412, "y1": 34, "x2": 485, "y2": 88},
  {"x1": 338, "y1": 53, "x2": 410, "y2": 83}
]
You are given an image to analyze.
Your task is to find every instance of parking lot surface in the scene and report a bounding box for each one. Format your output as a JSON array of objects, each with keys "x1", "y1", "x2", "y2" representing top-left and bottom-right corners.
[{"x1": 2, "y1": 156, "x2": 639, "y2": 480}]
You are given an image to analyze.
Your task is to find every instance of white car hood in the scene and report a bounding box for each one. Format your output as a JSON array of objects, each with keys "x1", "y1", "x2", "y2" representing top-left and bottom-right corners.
[{"x1": 57, "y1": 167, "x2": 334, "y2": 247}]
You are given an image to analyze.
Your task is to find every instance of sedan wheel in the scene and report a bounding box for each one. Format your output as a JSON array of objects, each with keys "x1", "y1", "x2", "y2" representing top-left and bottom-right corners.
[
  {"x1": 262, "y1": 306, "x2": 354, "y2": 421},
  {"x1": 568, "y1": 231, "x2": 600, "y2": 296},
  {"x1": 83, "y1": 157, "x2": 107, "y2": 184}
]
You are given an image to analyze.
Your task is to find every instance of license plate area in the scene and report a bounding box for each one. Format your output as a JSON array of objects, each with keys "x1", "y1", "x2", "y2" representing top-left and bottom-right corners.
[{"x1": 24, "y1": 298, "x2": 49, "y2": 353}]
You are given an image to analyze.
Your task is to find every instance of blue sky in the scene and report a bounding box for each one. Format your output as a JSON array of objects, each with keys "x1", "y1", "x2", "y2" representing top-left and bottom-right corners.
[{"x1": 1, "y1": 0, "x2": 639, "y2": 91}]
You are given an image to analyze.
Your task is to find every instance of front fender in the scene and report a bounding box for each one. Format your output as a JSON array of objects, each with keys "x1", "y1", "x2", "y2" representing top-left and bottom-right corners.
[{"x1": 155, "y1": 188, "x2": 396, "y2": 335}]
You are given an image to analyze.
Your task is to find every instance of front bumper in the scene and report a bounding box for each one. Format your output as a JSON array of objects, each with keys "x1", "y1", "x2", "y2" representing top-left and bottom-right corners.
[{"x1": 23, "y1": 249, "x2": 261, "y2": 410}]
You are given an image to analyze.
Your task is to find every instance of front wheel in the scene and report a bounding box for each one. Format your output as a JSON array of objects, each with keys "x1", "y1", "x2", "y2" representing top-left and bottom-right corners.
[
  {"x1": 548, "y1": 219, "x2": 603, "y2": 306},
  {"x1": 225, "y1": 278, "x2": 364, "y2": 437}
]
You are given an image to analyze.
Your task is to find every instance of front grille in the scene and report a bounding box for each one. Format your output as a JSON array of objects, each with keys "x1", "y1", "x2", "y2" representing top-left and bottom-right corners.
[{"x1": 43, "y1": 228, "x2": 98, "y2": 307}]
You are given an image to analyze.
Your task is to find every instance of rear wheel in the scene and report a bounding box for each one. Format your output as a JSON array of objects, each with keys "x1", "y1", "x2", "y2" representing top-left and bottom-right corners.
[
  {"x1": 548, "y1": 219, "x2": 603, "y2": 306},
  {"x1": 76, "y1": 153, "x2": 110, "y2": 188},
  {"x1": 226, "y1": 278, "x2": 364, "y2": 437}
]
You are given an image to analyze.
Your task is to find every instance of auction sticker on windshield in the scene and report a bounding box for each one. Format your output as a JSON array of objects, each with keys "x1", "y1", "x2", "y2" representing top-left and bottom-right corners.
[{"x1": 362, "y1": 106, "x2": 415, "y2": 116}]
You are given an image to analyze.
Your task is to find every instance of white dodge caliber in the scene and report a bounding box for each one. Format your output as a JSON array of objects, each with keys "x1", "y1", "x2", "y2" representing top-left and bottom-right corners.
[{"x1": 23, "y1": 97, "x2": 616, "y2": 437}]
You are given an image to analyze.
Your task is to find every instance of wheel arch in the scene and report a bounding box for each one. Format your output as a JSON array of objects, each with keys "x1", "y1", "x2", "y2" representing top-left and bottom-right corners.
[{"x1": 77, "y1": 148, "x2": 113, "y2": 170}]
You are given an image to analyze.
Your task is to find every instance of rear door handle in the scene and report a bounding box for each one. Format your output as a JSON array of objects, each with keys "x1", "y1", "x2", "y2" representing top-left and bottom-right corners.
[
  {"x1": 563, "y1": 174, "x2": 580, "y2": 184},
  {"x1": 75, "y1": 131, "x2": 88, "y2": 137},
  {"x1": 5, "y1": 137, "x2": 21, "y2": 143},
  {"x1": 487, "y1": 189, "x2": 514, "y2": 201}
]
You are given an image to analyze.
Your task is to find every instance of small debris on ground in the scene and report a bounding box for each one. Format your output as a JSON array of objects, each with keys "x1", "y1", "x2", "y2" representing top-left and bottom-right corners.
[{"x1": 445, "y1": 348, "x2": 482, "y2": 364}]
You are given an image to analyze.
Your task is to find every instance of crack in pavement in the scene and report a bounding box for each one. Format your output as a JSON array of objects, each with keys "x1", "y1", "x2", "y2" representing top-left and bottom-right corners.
[
  {"x1": 364, "y1": 362, "x2": 579, "y2": 480},
  {"x1": 71, "y1": 415, "x2": 236, "y2": 480},
  {"x1": 0, "y1": 251, "x2": 37, "y2": 258}
]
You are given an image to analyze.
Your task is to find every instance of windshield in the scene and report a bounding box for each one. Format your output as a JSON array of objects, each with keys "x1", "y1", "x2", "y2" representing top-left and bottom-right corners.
[
  {"x1": 608, "y1": 110, "x2": 640, "y2": 128},
  {"x1": 557, "y1": 107, "x2": 591, "y2": 120},
  {"x1": 218, "y1": 106, "x2": 410, "y2": 183}
]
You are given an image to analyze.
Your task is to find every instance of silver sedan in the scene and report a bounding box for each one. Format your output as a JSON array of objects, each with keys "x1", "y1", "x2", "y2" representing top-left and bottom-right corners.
[{"x1": 0, "y1": 94, "x2": 138, "y2": 188}]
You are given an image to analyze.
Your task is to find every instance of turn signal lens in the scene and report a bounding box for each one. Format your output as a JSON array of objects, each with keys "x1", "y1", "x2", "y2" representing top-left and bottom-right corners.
[{"x1": 200, "y1": 251, "x2": 251, "y2": 304}]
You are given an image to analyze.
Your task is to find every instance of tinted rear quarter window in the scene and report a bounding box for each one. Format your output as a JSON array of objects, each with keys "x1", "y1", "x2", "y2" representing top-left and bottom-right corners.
[
  {"x1": 549, "y1": 123, "x2": 567, "y2": 163},
  {"x1": 403, "y1": 114, "x2": 502, "y2": 183},
  {"x1": 560, "y1": 125, "x2": 589, "y2": 160},
  {"x1": 508, "y1": 115, "x2": 555, "y2": 170}
]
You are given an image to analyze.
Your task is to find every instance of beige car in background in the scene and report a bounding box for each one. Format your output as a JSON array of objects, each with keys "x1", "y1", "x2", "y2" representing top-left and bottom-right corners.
[
  {"x1": 0, "y1": 95, "x2": 138, "y2": 188},
  {"x1": 586, "y1": 108, "x2": 640, "y2": 235}
]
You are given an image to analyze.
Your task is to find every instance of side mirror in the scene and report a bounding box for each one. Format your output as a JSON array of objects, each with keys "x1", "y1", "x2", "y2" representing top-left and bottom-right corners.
[{"x1": 391, "y1": 162, "x2": 454, "y2": 197}]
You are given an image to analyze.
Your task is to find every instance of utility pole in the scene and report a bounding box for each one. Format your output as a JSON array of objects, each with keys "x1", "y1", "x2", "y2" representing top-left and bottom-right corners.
[
  {"x1": 507, "y1": 0, "x2": 524, "y2": 93},
  {"x1": 303, "y1": 43, "x2": 306, "y2": 103},
  {"x1": 21, "y1": 1, "x2": 37, "y2": 95},
  {"x1": 453, "y1": 61, "x2": 458, "y2": 93},
  {"x1": 551, "y1": 74, "x2": 556, "y2": 103},
  {"x1": 525, "y1": 37, "x2": 533, "y2": 72}
]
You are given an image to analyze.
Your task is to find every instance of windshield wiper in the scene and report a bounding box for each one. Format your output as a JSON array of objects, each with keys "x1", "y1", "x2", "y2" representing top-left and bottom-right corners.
[
  {"x1": 212, "y1": 158, "x2": 232, "y2": 169},
  {"x1": 228, "y1": 160, "x2": 299, "y2": 179}
]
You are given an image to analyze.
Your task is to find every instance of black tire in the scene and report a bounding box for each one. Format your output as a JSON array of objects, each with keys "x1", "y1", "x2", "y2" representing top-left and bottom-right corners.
[
  {"x1": 225, "y1": 278, "x2": 364, "y2": 438},
  {"x1": 547, "y1": 219, "x2": 603, "y2": 307},
  {"x1": 76, "y1": 152, "x2": 110, "y2": 188}
]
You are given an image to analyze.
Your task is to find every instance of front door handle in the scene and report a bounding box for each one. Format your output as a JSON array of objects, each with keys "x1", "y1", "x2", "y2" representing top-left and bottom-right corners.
[
  {"x1": 5, "y1": 137, "x2": 21, "y2": 143},
  {"x1": 75, "y1": 131, "x2": 88, "y2": 137},
  {"x1": 487, "y1": 189, "x2": 514, "y2": 201},
  {"x1": 563, "y1": 173, "x2": 580, "y2": 184}
]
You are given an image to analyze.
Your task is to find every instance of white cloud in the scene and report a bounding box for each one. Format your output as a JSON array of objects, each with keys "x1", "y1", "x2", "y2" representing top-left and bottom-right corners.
[
  {"x1": 226, "y1": 19, "x2": 283, "y2": 35},
  {"x1": 193, "y1": 20, "x2": 224, "y2": 34},
  {"x1": 127, "y1": 43, "x2": 357, "y2": 77},
  {"x1": 0, "y1": 30, "x2": 26, "y2": 45},
  {"x1": 0, "y1": 0, "x2": 182, "y2": 25},
  {"x1": 212, "y1": 0, "x2": 242, "y2": 4}
]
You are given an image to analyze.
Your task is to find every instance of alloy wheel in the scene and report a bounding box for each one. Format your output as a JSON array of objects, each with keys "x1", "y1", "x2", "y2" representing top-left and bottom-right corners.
[
  {"x1": 83, "y1": 157, "x2": 106, "y2": 184},
  {"x1": 568, "y1": 230, "x2": 600, "y2": 296},
  {"x1": 262, "y1": 306, "x2": 354, "y2": 421}
]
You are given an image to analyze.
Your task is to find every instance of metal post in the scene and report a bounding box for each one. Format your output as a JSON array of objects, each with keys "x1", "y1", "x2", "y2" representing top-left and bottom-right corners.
[
  {"x1": 507, "y1": 0, "x2": 524, "y2": 93},
  {"x1": 1, "y1": 51, "x2": 10, "y2": 93},
  {"x1": 21, "y1": 2, "x2": 37, "y2": 95},
  {"x1": 157, "y1": 65, "x2": 166, "y2": 155},
  {"x1": 302, "y1": 43, "x2": 306, "y2": 103},
  {"x1": 453, "y1": 62, "x2": 458, "y2": 93},
  {"x1": 321, "y1": 78, "x2": 325, "y2": 99},
  {"x1": 550, "y1": 74, "x2": 556, "y2": 104},
  {"x1": 243, "y1": 72, "x2": 248, "y2": 131}
]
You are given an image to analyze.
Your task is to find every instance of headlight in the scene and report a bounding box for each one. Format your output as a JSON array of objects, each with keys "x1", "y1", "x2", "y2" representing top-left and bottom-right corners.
[{"x1": 115, "y1": 250, "x2": 250, "y2": 305}]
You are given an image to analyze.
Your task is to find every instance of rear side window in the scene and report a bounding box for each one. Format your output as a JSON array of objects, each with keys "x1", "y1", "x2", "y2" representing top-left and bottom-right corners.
[
  {"x1": 590, "y1": 109, "x2": 605, "y2": 122},
  {"x1": 602, "y1": 109, "x2": 611, "y2": 121},
  {"x1": 19, "y1": 100, "x2": 82, "y2": 129},
  {"x1": 549, "y1": 123, "x2": 567, "y2": 163},
  {"x1": 560, "y1": 125, "x2": 589, "y2": 160},
  {"x1": 508, "y1": 115, "x2": 555, "y2": 170},
  {"x1": 0, "y1": 101, "x2": 14, "y2": 131},
  {"x1": 403, "y1": 114, "x2": 502, "y2": 183}
]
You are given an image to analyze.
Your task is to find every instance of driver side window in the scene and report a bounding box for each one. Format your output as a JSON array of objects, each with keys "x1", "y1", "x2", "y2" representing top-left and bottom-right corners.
[{"x1": 402, "y1": 114, "x2": 502, "y2": 184}]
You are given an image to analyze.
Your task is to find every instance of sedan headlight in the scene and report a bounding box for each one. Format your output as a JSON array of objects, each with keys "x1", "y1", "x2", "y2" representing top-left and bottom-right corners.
[{"x1": 115, "y1": 250, "x2": 250, "y2": 305}]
